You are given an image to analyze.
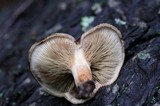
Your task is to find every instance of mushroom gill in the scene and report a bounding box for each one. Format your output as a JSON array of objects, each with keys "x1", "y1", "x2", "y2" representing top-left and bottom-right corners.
[
  {"x1": 29, "y1": 23, "x2": 125, "y2": 104},
  {"x1": 81, "y1": 24, "x2": 124, "y2": 86},
  {"x1": 29, "y1": 34, "x2": 76, "y2": 97}
]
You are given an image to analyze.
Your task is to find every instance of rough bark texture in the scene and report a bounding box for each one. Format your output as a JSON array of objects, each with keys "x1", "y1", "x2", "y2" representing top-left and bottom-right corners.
[{"x1": 0, "y1": 0, "x2": 160, "y2": 106}]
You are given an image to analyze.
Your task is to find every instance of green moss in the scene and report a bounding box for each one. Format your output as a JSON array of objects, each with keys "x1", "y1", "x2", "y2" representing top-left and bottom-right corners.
[
  {"x1": 158, "y1": 88, "x2": 160, "y2": 94},
  {"x1": 137, "y1": 50, "x2": 151, "y2": 60},
  {"x1": 0, "y1": 69, "x2": 2, "y2": 74},
  {"x1": 80, "y1": 16, "x2": 95, "y2": 31},
  {"x1": 11, "y1": 102, "x2": 16, "y2": 106},
  {"x1": 91, "y1": 3, "x2": 102, "y2": 14},
  {"x1": 151, "y1": 96, "x2": 156, "y2": 104},
  {"x1": 76, "y1": 0, "x2": 83, "y2": 4},
  {"x1": 0, "y1": 93, "x2": 3, "y2": 98},
  {"x1": 114, "y1": 18, "x2": 126, "y2": 25}
]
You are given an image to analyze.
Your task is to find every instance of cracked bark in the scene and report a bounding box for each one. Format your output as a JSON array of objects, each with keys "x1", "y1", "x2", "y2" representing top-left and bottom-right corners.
[{"x1": 0, "y1": 0, "x2": 160, "y2": 106}]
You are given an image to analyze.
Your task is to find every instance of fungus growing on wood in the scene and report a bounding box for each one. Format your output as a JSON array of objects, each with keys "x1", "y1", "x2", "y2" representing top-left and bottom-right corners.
[{"x1": 29, "y1": 23, "x2": 125, "y2": 104}]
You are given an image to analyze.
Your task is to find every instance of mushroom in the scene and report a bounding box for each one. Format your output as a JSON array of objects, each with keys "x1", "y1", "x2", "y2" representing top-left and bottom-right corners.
[{"x1": 29, "y1": 23, "x2": 125, "y2": 104}]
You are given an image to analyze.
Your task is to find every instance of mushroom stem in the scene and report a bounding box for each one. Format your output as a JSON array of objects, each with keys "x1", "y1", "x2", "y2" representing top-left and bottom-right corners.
[
  {"x1": 71, "y1": 49, "x2": 93, "y2": 86},
  {"x1": 70, "y1": 49, "x2": 95, "y2": 99}
]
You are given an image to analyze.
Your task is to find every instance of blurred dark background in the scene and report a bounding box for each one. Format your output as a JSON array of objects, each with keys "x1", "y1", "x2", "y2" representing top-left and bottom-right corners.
[{"x1": 0, "y1": 0, "x2": 160, "y2": 106}]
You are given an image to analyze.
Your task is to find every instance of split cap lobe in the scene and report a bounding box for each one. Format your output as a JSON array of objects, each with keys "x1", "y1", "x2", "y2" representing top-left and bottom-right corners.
[{"x1": 29, "y1": 23, "x2": 125, "y2": 104}]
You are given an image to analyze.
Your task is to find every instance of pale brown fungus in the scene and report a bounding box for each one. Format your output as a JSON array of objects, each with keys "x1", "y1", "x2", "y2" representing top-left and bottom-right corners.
[{"x1": 29, "y1": 23, "x2": 125, "y2": 104}]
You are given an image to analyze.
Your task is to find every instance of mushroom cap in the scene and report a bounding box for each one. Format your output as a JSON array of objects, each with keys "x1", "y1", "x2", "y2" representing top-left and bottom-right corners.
[
  {"x1": 29, "y1": 23, "x2": 125, "y2": 104},
  {"x1": 29, "y1": 33, "x2": 76, "y2": 97},
  {"x1": 81, "y1": 24, "x2": 124, "y2": 86}
]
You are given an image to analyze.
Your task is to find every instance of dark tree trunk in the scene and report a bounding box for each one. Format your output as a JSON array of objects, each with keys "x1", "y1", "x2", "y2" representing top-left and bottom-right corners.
[{"x1": 0, "y1": 0, "x2": 160, "y2": 106}]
